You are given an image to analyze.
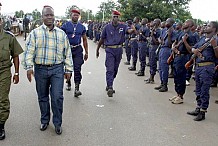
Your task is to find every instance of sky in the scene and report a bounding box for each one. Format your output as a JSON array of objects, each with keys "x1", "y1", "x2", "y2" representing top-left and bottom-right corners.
[{"x1": 0, "y1": 0, "x2": 218, "y2": 21}]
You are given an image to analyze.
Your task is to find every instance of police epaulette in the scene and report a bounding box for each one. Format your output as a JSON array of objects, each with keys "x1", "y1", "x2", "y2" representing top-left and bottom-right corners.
[{"x1": 4, "y1": 30, "x2": 15, "y2": 37}]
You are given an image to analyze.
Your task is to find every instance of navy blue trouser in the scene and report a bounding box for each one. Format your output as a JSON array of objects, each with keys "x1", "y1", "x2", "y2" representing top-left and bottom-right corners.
[
  {"x1": 125, "y1": 40, "x2": 131, "y2": 62},
  {"x1": 71, "y1": 45, "x2": 84, "y2": 84},
  {"x1": 149, "y1": 45, "x2": 158, "y2": 76},
  {"x1": 34, "y1": 63, "x2": 64, "y2": 127},
  {"x1": 173, "y1": 55, "x2": 189, "y2": 96},
  {"x1": 130, "y1": 40, "x2": 138, "y2": 66},
  {"x1": 105, "y1": 47, "x2": 122, "y2": 87},
  {"x1": 158, "y1": 47, "x2": 171, "y2": 84},
  {"x1": 138, "y1": 41, "x2": 148, "y2": 71},
  {"x1": 195, "y1": 64, "x2": 215, "y2": 110}
]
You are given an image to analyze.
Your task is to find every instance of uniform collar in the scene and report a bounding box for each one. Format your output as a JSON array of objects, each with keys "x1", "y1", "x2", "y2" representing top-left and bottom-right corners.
[{"x1": 42, "y1": 23, "x2": 57, "y2": 31}]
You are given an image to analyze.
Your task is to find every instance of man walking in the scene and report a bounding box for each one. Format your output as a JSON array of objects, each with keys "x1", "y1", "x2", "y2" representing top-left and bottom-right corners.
[{"x1": 22, "y1": 6, "x2": 73, "y2": 135}]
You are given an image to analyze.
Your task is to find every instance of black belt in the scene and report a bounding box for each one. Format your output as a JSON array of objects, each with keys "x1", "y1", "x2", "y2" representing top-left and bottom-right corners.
[
  {"x1": 175, "y1": 53, "x2": 188, "y2": 57},
  {"x1": 35, "y1": 63, "x2": 63, "y2": 67},
  {"x1": 70, "y1": 44, "x2": 81, "y2": 48}
]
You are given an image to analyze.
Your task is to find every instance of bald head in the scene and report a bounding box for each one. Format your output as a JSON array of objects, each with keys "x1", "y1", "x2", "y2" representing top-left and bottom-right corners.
[{"x1": 165, "y1": 18, "x2": 175, "y2": 28}]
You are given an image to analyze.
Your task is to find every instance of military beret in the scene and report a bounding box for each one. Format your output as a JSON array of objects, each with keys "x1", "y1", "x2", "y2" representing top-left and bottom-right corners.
[
  {"x1": 43, "y1": 5, "x2": 53, "y2": 9},
  {"x1": 112, "y1": 10, "x2": 121, "y2": 16},
  {"x1": 71, "y1": 9, "x2": 80, "y2": 15}
]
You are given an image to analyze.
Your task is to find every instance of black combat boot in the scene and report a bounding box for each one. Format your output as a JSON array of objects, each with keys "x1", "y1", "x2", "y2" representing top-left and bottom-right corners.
[
  {"x1": 154, "y1": 84, "x2": 163, "y2": 90},
  {"x1": 107, "y1": 87, "x2": 114, "y2": 97},
  {"x1": 128, "y1": 66, "x2": 136, "y2": 71},
  {"x1": 128, "y1": 62, "x2": 136, "y2": 71},
  {"x1": 187, "y1": 107, "x2": 200, "y2": 116},
  {"x1": 106, "y1": 86, "x2": 115, "y2": 93},
  {"x1": 74, "y1": 83, "x2": 82, "y2": 97},
  {"x1": 145, "y1": 75, "x2": 154, "y2": 84},
  {"x1": 0, "y1": 123, "x2": 5, "y2": 140},
  {"x1": 210, "y1": 80, "x2": 217, "y2": 87},
  {"x1": 66, "y1": 79, "x2": 71, "y2": 91},
  {"x1": 159, "y1": 84, "x2": 168, "y2": 92},
  {"x1": 194, "y1": 111, "x2": 206, "y2": 121},
  {"x1": 135, "y1": 70, "x2": 144, "y2": 76},
  {"x1": 124, "y1": 61, "x2": 130, "y2": 65}
]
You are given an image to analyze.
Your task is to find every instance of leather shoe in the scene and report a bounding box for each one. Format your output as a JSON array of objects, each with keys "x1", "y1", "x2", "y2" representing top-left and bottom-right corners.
[
  {"x1": 0, "y1": 129, "x2": 5, "y2": 140},
  {"x1": 55, "y1": 126, "x2": 62, "y2": 135},
  {"x1": 40, "y1": 123, "x2": 49, "y2": 131}
]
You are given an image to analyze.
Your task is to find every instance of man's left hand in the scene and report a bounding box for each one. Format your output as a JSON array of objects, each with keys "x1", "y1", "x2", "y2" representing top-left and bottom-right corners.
[
  {"x1": 65, "y1": 73, "x2": 71, "y2": 81},
  {"x1": 84, "y1": 54, "x2": 88, "y2": 61},
  {"x1": 13, "y1": 74, "x2": 19, "y2": 84}
]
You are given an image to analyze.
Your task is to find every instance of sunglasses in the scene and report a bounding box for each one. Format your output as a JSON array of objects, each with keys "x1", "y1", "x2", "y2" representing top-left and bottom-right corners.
[{"x1": 113, "y1": 16, "x2": 119, "y2": 18}]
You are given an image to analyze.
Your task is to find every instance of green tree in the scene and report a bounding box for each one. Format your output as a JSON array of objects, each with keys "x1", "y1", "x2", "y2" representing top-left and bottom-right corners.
[
  {"x1": 118, "y1": 0, "x2": 192, "y2": 22},
  {"x1": 32, "y1": 9, "x2": 41, "y2": 20},
  {"x1": 95, "y1": 0, "x2": 119, "y2": 21},
  {"x1": 15, "y1": 10, "x2": 24, "y2": 18}
]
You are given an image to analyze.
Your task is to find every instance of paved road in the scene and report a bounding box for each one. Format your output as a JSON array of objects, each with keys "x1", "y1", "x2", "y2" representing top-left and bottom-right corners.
[{"x1": 1, "y1": 36, "x2": 218, "y2": 146}]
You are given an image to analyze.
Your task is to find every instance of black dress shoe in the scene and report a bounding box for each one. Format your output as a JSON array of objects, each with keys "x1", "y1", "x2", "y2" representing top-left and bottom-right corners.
[
  {"x1": 105, "y1": 86, "x2": 115, "y2": 93},
  {"x1": 0, "y1": 129, "x2": 5, "y2": 140},
  {"x1": 128, "y1": 66, "x2": 136, "y2": 71},
  {"x1": 40, "y1": 123, "x2": 49, "y2": 131},
  {"x1": 55, "y1": 126, "x2": 62, "y2": 135}
]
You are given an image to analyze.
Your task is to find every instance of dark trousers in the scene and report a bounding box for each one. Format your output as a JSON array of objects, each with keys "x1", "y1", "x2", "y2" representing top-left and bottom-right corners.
[
  {"x1": 158, "y1": 47, "x2": 171, "y2": 84},
  {"x1": 71, "y1": 46, "x2": 84, "y2": 84},
  {"x1": 124, "y1": 40, "x2": 131, "y2": 62},
  {"x1": 130, "y1": 40, "x2": 138, "y2": 66},
  {"x1": 138, "y1": 41, "x2": 148, "y2": 71},
  {"x1": 173, "y1": 55, "x2": 189, "y2": 96},
  {"x1": 195, "y1": 64, "x2": 215, "y2": 110},
  {"x1": 34, "y1": 63, "x2": 64, "y2": 127},
  {"x1": 105, "y1": 47, "x2": 122, "y2": 87},
  {"x1": 149, "y1": 45, "x2": 158, "y2": 76}
]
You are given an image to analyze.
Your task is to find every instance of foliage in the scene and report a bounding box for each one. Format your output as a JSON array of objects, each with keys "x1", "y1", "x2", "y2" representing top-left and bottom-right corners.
[
  {"x1": 117, "y1": 0, "x2": 192, "y2": 22},
  {"x1": 95, "y1": 0, "x2": 119, "y2": 21},
  {"x1": 32, "y1": 9, "x2": 41, "y2": 20},
  {"x1": 15, "y1": 10, "x2": 24, "y2": 18}
]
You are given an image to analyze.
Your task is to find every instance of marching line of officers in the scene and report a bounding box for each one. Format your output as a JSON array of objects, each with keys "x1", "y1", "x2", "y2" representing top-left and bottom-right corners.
[{"x1": 1, "y1": 6, "x2": 218, "y2": 141}]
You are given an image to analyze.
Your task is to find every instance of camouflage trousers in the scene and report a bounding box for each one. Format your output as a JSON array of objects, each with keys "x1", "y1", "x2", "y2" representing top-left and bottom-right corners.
[{"x1": 0, "y1": 68, "x2": 11, "y2": 124}]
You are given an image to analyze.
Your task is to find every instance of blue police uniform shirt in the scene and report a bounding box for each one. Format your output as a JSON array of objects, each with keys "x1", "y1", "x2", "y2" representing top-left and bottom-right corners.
[
  {"x1": 161, "y1": 28, "x2": 177, "y2": 48},
  {"x1": 131, "y1": 23, "x2": 141, "y2": 38},
  {"x1": 151, "y1": 28, "x2": 161, "y2": 45},
  {"x1": 176, "y1": 31, "x2": 197, "y2": 54},
  {"x1": 61, "y1": 21, "x2": 86, "y2": 46},
  {"x1": 101, "y1": 23, "x2": 128, "y2": 46},
  {"x1": 193, "y1": 36, "x2": 217, "y2": 63},
  {"x1": 193, "y1": 32, "x2": 200, "y2": 42},
  {"x1": 138, "y1": 25, "x2": 150, "y2": 41}
]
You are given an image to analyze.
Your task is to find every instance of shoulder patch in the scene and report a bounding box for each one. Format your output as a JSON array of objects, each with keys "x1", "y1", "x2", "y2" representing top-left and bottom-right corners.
[{"x1": 4, "y1": 30, "x2": 15, "y2": 37}]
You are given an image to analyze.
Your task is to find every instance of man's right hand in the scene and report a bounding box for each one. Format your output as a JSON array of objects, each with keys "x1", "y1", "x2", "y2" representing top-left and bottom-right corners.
[{"x1": 27, "y1": 70, "x2": 34, "y2": 82}]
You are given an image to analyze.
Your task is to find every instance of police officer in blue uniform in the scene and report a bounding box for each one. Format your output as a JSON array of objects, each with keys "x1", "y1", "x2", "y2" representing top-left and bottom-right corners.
[
  {"x1": 96, "y1": 10, "x2": 133, "y2": 97},
  {"x1": 145, "y1": 19, "x2": 161, "y2": 83},
  {"x1": 187, "y1": 21, "x2": 218, "y2": 121},
  {"x1": 154, "y1": 18, "x2": 177, "y2": 92},
  {"x1": 169, "y1": 19, "x2": 197, "y2": 104},
  {"x1": 61, "y1": 9, "x2": 88, "y2": 97},
  {"x1": 128, "y1": 17, "x2": 141, "y2": 71},
  {"x1": 135, "y1": 18, "x2": 150, "y2": 76}
]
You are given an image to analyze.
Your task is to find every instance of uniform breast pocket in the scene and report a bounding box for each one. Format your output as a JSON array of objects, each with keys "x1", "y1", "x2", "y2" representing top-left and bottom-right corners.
[{"x1": 0, "y1": 44, "x2": 11, "y2": 61}]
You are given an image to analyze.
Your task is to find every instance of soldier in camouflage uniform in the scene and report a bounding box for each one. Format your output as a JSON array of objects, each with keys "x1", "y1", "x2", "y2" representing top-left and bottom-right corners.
[{"x1": 0, "y1": 15, "x2": 23, "y2": 140}]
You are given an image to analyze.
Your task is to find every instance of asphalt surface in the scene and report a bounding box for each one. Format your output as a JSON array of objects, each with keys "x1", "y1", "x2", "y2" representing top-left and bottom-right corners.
[{"x1": 1, "y1": 36, "x2": 218, "y2": 146}]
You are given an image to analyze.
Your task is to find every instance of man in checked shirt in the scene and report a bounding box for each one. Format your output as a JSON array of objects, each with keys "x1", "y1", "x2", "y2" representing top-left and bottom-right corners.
[{"x1": 22, "y1": 6, "x2": 73, "y2": 135}]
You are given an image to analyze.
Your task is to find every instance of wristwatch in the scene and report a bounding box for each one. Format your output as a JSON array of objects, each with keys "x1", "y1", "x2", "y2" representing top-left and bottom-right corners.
[{"x1": 14, "y1": 73, "x2": 19, "y2": 76}]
